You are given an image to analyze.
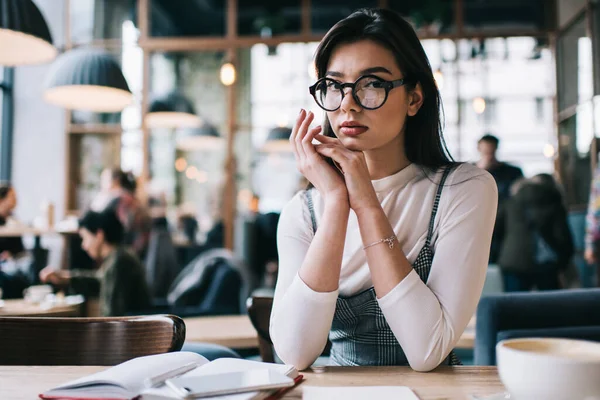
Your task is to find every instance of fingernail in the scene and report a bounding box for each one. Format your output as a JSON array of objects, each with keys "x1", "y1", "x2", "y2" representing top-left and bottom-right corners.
[{"x1": 299, "y1": 109, "x2": 304, "y2": 115}]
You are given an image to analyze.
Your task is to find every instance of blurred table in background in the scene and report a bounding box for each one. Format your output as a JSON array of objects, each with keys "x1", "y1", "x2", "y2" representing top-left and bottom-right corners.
[
  {"x1": 184, "y1": 315, "x2": 259, "y2": 349},
  {"x1": 456, "y1": 316, "x2": 476, "y2": 350},
  {"x1": 183, "y1": 314, "x2": 476, "y2": 351},
  {"x1": 0, "y1": 296, "x2": 84, "y2": 317}
]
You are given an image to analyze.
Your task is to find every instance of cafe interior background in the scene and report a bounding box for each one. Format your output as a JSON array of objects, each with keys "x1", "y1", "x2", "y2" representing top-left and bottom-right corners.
[{"x1": 1, "y1": 0, "x2": 600, "y2": 367}]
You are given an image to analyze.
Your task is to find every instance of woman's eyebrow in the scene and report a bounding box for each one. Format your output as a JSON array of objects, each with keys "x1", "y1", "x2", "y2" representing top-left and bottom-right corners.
[
  {"x1": 324, "y1": 66, "x2": 393, "y2": 78},
  {"x1": 360, "y1": 66, "x2": 392, "y2": 75}
]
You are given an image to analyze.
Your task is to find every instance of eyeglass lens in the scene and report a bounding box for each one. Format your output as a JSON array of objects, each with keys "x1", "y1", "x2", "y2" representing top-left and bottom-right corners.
[{"x1": 314, "y1": 76, "x2": 387, "y2": 110}]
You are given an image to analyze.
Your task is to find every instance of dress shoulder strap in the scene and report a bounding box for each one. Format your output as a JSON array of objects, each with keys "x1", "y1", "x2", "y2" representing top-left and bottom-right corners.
[
  {"x1": 425, "y1": 165, "x2": 454, "y2": 248},
  {"x1": 304, "y1": 189, "x2": 317, "y2": 234}
]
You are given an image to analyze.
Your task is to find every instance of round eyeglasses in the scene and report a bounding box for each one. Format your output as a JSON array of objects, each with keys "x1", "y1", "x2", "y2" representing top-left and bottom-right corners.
[{"x1": 309, "y1": 74, "x2": 412, "y2": 112}]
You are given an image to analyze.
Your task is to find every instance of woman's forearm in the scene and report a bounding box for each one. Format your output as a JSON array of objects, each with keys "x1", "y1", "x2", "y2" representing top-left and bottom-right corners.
[
  {"x1": 356, "y1": 206, "x2": 414, "y2": 297},
  {"x1": 297, "y1": 196, "x2": 350, "y2": 292},
  {"x1": 270, "y1": 194, "x2": 350, "y2": 369}
]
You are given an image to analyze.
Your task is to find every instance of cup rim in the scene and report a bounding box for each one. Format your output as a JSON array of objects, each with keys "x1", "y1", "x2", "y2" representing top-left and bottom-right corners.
[{"x1": 497, "y1": 337, "x2": 600, "y2": 364}]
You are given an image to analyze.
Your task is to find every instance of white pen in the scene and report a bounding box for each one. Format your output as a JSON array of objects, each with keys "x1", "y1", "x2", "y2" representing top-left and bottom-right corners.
[{"x1": 143, "y1": 362, "x2": 198, "y2": 388}]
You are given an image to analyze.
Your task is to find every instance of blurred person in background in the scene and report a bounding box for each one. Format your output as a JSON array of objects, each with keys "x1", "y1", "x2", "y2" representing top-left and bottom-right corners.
[
  {"x1": 0, "y1": 184, "x2": 31, "y2": 298},
  {"x1": 0, "y1": 184, "x2": 25, "y2": 259},
  {"x1": 92, "y1": 168, "x2": 151, "y2": 259},
  {"x1": 476, "y1": 134, "x2": 524, "y2": 263},
  {"x1": 585, "y1": 164, "x2": 600, "y2": 286},
  {"x1": 498, "y1": 174, "x2": 574, "y2": 291},
  {"x1": 40, "y1": 209, "x2": 150, "y2": 316}
]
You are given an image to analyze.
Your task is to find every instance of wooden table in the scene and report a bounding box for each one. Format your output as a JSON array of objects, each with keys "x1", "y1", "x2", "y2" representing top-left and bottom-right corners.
[
  {"x1": 0, "y1": 365, "x2": 505, "y2": 399},
  {"x1": 184, "y1": 315, "x2": 259, "y2": 349},
  {"x1": 456, "y1": 317, "x2": 476, "y2": 350},
  {"x1": 0, "y1": 298, "x2": 84, "y2": 317},
  {"x1": 184, "y1": 314, "x2": 476, "y2": 351}
]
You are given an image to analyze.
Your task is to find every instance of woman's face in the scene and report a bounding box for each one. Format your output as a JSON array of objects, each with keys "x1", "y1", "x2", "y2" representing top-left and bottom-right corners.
[
  {"x1": 0, "y1": 189, "x2": 17, "y2": 218},
  {"x1": 100, "y1": 169, "x2": 116, "y2": 192},
  {"x1": 79, "y1": 228, "x2": 103, "y2": 259},
  {"x1": 324, "y1": 40, "x2": 423, "y2": 152}
]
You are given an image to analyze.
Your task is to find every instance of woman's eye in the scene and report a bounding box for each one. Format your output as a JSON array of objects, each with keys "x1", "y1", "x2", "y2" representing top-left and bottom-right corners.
[{"x1": 364, "y1": 80, "x2": 385, "y2": 89}]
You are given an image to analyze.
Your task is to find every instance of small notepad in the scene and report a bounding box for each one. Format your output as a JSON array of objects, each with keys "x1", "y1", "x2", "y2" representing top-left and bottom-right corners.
[{"x1": 302, "y1": 386, "x2": 420, "y2": 400}]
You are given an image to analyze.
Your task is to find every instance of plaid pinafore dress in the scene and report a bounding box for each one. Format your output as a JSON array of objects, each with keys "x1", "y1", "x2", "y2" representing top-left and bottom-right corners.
[{"x1": 305, "y1": 166, "x2": 461, "y2": 366}]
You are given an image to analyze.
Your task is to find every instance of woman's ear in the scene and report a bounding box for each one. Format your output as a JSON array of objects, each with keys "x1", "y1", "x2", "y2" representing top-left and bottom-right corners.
[{"x1": 407, "y1": 82, "x2": 424, "y2": 117}]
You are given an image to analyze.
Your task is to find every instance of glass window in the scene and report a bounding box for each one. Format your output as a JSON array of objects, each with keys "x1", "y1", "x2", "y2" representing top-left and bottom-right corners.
[
  {"x1": 389, "y1": 0, "x2": 455, "y2": 35},
  {"x1": 70, "y1": 0, "x2": 136, "y2": 44},
  {"x1": 237, "y1": 0, "x2": 301, "y2": 36},
  {"x1": 311, "y1": 0, "x2": 378, "y2": 34},
  {"x1": 149, "y1": 0, "x2": 226, "y2": 37},
  {"x1": 558, "y1": 115, "x2": 592, "y2": 206},
  {"x1": 557, "y1": 14, "x2": 588, "y2": 111},
  {"x1": 148, "y1": 51, "x2": 230, "y2": 240},
  {"x1": 451, "y1": 37, "x2": 554, "y2": 175},
  {"x1": 463, "y1": 0, "x2": 552, "y2": 33},
  {"x1": 246, "y1": 42, "x2": 320, "y2": 213},
  {"x1": 68, "y1": 134, "x2": 121, "y2": 210}
]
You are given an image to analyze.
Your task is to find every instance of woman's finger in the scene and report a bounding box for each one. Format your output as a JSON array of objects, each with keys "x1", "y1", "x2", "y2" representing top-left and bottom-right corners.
[
  {"x1": 290, "y1": 109, "x2": 306, "y2": 160},
  {"x1": 302, "y1": 125, "x2": 322, "y2": 155},
  {"x1": 314, "y1": 134, "x2": 339, "y2": 145},
  {"x1": 315, "y1": 145, "x2": 346, "y2": 175},
  {"x1": 295, "y1": 111, "x2": 314, "y2": 159}
]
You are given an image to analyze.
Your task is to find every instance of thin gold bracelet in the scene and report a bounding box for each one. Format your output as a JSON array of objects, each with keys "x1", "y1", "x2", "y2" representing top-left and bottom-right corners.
[{"x1": 363, "y1": 234, "x2": 397, "y2": 250}]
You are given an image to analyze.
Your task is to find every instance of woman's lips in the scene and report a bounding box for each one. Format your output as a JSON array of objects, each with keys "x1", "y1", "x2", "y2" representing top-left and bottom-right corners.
[{"x1": 340, "y1": 126, "x2": 368, "y2": 136}]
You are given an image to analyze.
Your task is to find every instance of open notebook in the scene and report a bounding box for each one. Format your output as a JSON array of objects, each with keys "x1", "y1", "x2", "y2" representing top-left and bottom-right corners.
[{"x1": 40, "y1": 352, "x2": 299, "y2": 400}]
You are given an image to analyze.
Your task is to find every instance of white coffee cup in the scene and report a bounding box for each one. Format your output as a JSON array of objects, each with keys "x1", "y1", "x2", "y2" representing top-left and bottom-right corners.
[
  {"x1": 497, "y1": 337, "x2": 600, "y2": 400},
  {"x1": 23, "y1": 285, "x2": 53, "y2": 303}
]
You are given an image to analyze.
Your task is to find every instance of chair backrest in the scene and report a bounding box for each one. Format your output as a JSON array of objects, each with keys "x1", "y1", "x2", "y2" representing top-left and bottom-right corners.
[
  {"x1": 144, "y1": 228, "x2": 178, "y2": 299},
  {"x1": 246, "y1": 296, "x2": 331, "y2": 363},
  {"x1": 475, "y1": 288, "x2": 600, "y2": 365},
  {"x1": 246, "y1": 296, "x2": 276, "y2": 363},
  {"x1": 167, "y1": 248, "x2": 248, "y2": 314},
  {"x1": 0, "y1": 314, "x2": 185, "y2": 365}
]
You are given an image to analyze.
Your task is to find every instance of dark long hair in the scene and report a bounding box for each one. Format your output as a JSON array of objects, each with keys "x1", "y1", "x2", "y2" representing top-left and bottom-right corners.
[
  {"x1": 314, "y1": 8, "x2": 453, "y2": 170},
  {"x1": 109, "y1": 168, "x2": 137, "y2": 193},
  {"x1": 0, "y1": 184, "x2": 11, "y2": 199}
]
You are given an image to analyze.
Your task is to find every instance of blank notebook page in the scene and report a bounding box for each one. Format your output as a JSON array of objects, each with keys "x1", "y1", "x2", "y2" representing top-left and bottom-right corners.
[{"x1": 302, "y1": 386, "x2": 420, "y2": 400}]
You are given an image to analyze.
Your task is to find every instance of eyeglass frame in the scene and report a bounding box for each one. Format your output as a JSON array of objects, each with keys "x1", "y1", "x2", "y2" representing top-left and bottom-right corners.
[{"x1": 308, "y1": 74, "x2": 414, "y2": 112}]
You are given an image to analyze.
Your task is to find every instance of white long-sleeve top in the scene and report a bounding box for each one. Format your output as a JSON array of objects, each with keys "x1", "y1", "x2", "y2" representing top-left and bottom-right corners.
[{"x1": 270, "y1": 163, "x2": 498, "y2": 371}]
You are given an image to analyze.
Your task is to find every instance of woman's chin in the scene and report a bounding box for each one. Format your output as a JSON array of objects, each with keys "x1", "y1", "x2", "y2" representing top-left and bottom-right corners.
[{"x1": 339, "y1": 137, "x2": 364, "y2": 151}]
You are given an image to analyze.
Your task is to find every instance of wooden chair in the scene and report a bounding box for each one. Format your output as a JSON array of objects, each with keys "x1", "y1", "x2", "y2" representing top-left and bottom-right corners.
[
  {"x1": 246, "y1": 296, "x2": 276, "y2": 362},
  {"x1": 246, "y1": 296, "x2": 331, "y2": 363},
  {"x1": 0, "y1": 314, "x2": 185, "y2": 365}
]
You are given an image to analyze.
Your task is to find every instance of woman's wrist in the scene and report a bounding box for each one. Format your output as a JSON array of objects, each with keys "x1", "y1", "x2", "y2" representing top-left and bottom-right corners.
[
  {"x1": 323, "y1": 190, "x2": 350, "y2": 211},
  {"x1": 354, "y1": 203, "x2": 385, "y2": 221}
]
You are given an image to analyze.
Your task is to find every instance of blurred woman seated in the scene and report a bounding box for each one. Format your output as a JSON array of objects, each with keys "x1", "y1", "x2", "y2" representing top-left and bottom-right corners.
[
  {"x1": 40, "y1": 209, "x2": 150, "y2": 316},
  {"x1": 0, "y1": 184, "x2": 25, "y2": 259},
  {"x1": 498, "y1": 174, "x2": 574, "y2": 291},
  {"x1": 91, "y1": 167, "x2": 151, "y2": 259},
  {"x1": 0, "y1": 184, "x2": 32, "y2": 298}
]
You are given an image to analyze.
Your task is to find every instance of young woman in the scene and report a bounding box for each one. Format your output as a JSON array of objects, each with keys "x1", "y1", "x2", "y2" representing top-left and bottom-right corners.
[
  {"x1": 91, "y1": 168, "x2": 151, "y2": 259},
  {"x1": 270, "y1": 8, "x2": 498, "y2": 372},
  {"x1": 40, "y1": 209, "x2": 150, "y2": 316}
]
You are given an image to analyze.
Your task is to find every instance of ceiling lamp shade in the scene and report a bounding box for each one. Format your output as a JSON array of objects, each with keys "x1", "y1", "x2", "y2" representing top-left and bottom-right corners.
[
  {"x1": 44, "y1": 48, "x2": 132, "y2": 112},
  {"x1": 176, "y1": 123, "x2": 224, "y2": 151},
  {"x1": 146, "y1": 92, "x2": 202, "y2": 128},
  {"x1": 0, "y1": 0, "x2": 57, "y2": 66},
  {"x1": 262, "y1": 127, "x2": 292, "y2": 152}
]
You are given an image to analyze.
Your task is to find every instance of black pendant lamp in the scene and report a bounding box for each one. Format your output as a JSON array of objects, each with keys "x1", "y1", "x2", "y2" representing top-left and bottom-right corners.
[
  {"x1": 177, "y1": 123, "x2": 223, "y2": 151},
  {"x1": 44, "y1": 48, "x2": 132, "y2": 112},
  {"x1": 0, "y1": 0, "x2": 57, "y2": 65},
  {"x1": 262, "y1": 126, "x2": 292, "y2": 152},
  {"x1": 146, "y1": 91, "x2": 201, "y2": 128}
]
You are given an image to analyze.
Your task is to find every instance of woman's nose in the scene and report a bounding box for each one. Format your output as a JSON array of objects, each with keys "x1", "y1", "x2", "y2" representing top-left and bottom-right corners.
[{"x1": 340, "y1": 88, "x2": 361, "y2": 113}]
